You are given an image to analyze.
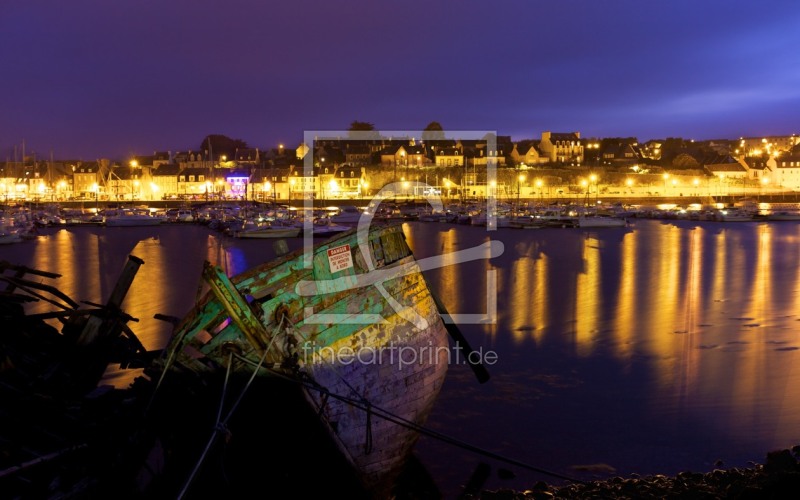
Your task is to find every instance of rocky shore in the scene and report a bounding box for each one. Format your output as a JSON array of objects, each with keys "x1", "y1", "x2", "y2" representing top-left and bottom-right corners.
[{"x1": 472, "y1": 447, "x2": 800, "y2": 499}]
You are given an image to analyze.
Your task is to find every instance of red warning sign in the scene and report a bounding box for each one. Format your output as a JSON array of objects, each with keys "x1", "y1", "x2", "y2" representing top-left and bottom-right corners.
[{"x1": 327, "y1": 244, "x2": 353, "y2": 272}]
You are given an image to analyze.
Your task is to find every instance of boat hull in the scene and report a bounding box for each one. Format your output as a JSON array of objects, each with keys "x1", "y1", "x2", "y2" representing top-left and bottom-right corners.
[
  {"x1": 151, "y1": 223, "x2": 449, "y2": 495},
  {"x1": 0, "y1": 233, "x2": 24, "y2": 244},
  {"x1": 232, "y1": 227, "x2": 301, "y2": 238},
  {"x1": 105, "y1": 216, "x2": 164, "y2": 226},
  {"x1": 577, "y1": 216, "x2": 627, "y2": 228}
]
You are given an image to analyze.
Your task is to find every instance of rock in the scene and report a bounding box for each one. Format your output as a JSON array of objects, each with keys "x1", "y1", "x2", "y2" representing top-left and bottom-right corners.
[
  {"x1": 764, "y1": 449, "x2": 798, "y2": 473},
  {"x1": 471, "y1": 449, "x2": 800, "y2": 499}
]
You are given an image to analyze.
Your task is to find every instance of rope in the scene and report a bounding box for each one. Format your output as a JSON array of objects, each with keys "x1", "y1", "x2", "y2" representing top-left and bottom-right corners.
[
  {"x1": 176, "y1": 328, "x2": 281, "y2": 500},
  {"x1": 216, "y1": 351, "x2": 234, "y2": 428},
  {"x1": 268, "y1": 319, "x2": 376, "y2": 454},
  {"x1": 177, "y1": 350, "x2": 234, "y2": 500},
  {"x1": 316, "y1": 392, "x2": 329, "y2": 418},
  {"x1": 143, "y1": 332, "x2": 183, "y2": 416},
  {"x1": 234, "y1": 359, "x2": 585, "y2": 485},
  {"x1": 364, "y1": 402, "x2": 373, "y2": 455}
]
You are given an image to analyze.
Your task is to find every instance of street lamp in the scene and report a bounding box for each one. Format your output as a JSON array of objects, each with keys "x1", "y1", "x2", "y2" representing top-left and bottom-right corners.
[
  {"x1": 663, "y1": 173, "x2": 670, "y2": 195},
  {"x1": 517, "y1": 173, "x2": 526, "y2": 209},
  {"x1": 580, "y1": 179, "x2": 588, "y2": 205}
]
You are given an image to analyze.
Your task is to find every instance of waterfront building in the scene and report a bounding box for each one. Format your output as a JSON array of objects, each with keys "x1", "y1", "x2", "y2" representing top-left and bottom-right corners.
[
  {"x1": 738, "y1": 135, "x2": 799, "y2": 156},
  {"x1": 434, "y1": 146, "x2": 463, "y2": 167},
  {"x1": 765, "y1": 154, "x2": 800, "y2": 190},
  {"x1": 151, "y1": 163, "x2": 181, "y2": 199},
  {"x1": 510, "y1": 140, "x2": 547, "y2": 167},
  {"x1": 330, "y1": 164, "x2": 367, "y2": 198},
  {"x1": 539, "y1": 131, "x2": 584, "y2": 164}
]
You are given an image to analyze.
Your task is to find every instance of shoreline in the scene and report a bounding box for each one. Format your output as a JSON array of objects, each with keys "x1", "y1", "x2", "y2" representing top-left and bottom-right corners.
[
  {"x1": 5, "y1": 189, "x2": 800, "y2": 213},
  {"x1": 472, "y1": 447, "x2": 800, "y2": 499}
]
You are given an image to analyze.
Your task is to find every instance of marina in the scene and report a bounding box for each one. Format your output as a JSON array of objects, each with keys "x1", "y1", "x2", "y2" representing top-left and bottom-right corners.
[
  {"x1": 3, "y1": 208, "x2": 800, "y2": 497},
  {"x1": 3, "y1": 1, "x2": 798, "y2": 496}
]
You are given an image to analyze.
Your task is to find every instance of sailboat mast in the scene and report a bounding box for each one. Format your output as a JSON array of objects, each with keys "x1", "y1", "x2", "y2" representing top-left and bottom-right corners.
[{"x1": 207, "y1": 137, "x2": 214, "y2": 199}]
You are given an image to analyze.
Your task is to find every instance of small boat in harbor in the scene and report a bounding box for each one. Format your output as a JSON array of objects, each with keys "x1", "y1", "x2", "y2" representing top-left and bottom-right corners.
[
  {"x1": 0, "y1": 229, "x2": 24, "y2": 244},
  {"x1": 576, "y1": 214, "x2": 628, "y2": 228},
  {"x1": 311, "y1": 216, "x2": 352, "y2": 237},
  {"x1": 714, "y1": 208, "x2": 755, "y2": 222},
  {"x1": 145, "y1": 222, "x2": 488, "y2": 495},
  {"x1": 767, "y1": 210, "x2": 800, "y2": 221},
  {"x1": 231, "y1": 219, "x2": 301, "y2": 238},
  {"x1": 104, "y1": 208, "x2": 166, "y2": 227},
  {"x1": 329, "y1": 205, "x2": 363, "y2": 224}
]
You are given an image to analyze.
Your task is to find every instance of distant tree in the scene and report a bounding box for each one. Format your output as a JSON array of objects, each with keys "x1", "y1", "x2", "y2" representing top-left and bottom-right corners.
[
  {"x1": 347, "y1": 121, "x2": 380, "y2": 140},
  {"x1": 422, "y1": 121, "x2": 445, "y2": 141},
  {"x1": 600, "y1": 137, "x2": 638, "y2": 148},
  {"x1": 349, "y1": 120, "x2": 375, "y2": 131},
  {"x1": 672, "y1": 153, "x2": 700, "y2": 169},
  {"x1": 200, "y1": 134, "x2": 248, "y2": 160},
  {"x1": 663, "y1": 137, "x2": 686, "y2": 149}
]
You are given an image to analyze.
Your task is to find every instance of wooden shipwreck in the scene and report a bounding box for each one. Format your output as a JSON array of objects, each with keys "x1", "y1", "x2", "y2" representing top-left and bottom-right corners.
[
  {"x1": 146, "y1": 222, "x2": 480, "y2": 496},
  {"x1": 1, "y1": 220, "x2": 491, "y2": 498},
  {"x1": 0, "y1": 256, "x2": 157, "y2": 497}
]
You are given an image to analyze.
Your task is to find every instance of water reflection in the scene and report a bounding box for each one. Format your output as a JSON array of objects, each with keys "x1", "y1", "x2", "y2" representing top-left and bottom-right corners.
[
  {"x1": 5, "y1": 220, "x2": 800, "y2": 498},
  {"x1": 574, "y1": 235, "x2": 600, "y2": 356},
  {"x1": 405, "y1": 220, "x2": 800, "y2": 497},
  {"x1": 614, "y1": 228, "x2": 636, "y2": 361}
]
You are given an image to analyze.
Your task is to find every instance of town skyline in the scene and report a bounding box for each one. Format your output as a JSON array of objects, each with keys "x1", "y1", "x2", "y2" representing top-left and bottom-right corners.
[
  {"x1": 2, "y1": 1, "x2": 798, "y2": 161},
  {"x1": 3, "y1": 127, "x2": 798, "y2": 164}
]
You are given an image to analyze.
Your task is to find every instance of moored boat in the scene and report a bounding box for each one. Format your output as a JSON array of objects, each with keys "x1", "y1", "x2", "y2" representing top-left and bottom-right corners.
[
  {"x1": 0, "y1": 229, "x2": 24, "y2": 244},
  {"x1": 715, "y1": 208, "x2": 755, "y2": 222},
  {"x1": 767, "y1": 210, "x2": 800, "y2": 221},
  {"x1": 311, "y1": 216, "x2": 351, "y2": 237},
  {"x1": 231, "y1": 220, "x2": 301, "y2": 238},
  {"x1": 145, "y1": 222, "x2": 483, "y2": 495},
  {"x1": 329, "y1": 205, "x2": 363, "y2": 224},
  {"x1": 104, "y1": 208, "x2": 165, "y2": 227},
  {"x1": 576, "y1": 214, "x2": 628, "y2": 228}
]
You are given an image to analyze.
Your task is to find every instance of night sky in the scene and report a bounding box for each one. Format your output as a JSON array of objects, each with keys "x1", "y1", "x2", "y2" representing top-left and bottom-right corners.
[{"x1": 2, "y1": 0, "x2": 798, "y2": 160}]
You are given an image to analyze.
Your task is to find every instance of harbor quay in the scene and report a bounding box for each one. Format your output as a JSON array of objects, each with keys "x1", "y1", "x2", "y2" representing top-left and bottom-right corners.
[{"x1": 35, "y1": 190, "x2": 800, "y2": 212}]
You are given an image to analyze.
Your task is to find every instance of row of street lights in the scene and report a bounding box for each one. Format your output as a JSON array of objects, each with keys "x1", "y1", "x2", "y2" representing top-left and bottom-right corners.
[{"x1": 0, "y1": 170, "x2": 779, "y2": 203}]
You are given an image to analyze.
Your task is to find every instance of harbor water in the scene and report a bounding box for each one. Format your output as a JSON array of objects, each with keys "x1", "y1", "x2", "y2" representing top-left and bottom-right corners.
[{"x1": 3, "y1": 218, "x2": 800, "y2": 497}]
